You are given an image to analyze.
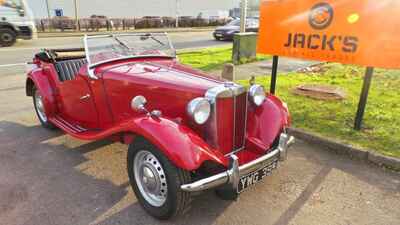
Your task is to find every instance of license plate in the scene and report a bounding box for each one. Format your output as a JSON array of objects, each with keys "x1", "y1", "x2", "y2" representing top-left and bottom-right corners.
[
  {"x1": 237, "y1": 160, "x2": 278, "y2": 193},
  {"x1": 215, "y1": 33, "x2": 223, "y2": 37}
]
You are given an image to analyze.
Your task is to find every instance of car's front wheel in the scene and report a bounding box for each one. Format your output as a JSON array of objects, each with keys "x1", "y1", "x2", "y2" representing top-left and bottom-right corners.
[
  {"x1": 127, "y1": 138, "x2": 192, "y2": 220},
  {"x1": 33, "y1": 86, "x2": 55, "y2": 129}
]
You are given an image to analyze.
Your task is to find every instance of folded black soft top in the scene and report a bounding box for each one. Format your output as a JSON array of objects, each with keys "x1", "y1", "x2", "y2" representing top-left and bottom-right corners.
[{"x1": 35, "y1": 48, "x2": 86, "y2": 63}]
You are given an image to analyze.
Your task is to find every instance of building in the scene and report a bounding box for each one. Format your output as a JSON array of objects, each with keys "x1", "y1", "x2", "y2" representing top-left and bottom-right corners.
[{"x1": 26, "y1": 0, "x2": 248, "y2": 19}]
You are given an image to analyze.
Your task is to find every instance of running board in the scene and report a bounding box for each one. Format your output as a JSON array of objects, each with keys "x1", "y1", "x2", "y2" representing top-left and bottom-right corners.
[{"x1": 49, "y1": 115, "x2": 88, "y2": 134}]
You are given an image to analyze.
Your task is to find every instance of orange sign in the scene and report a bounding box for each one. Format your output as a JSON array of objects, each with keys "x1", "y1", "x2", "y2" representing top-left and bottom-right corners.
[{"x1": 257, "y1": 0, "x2": 400, "y2": 69}]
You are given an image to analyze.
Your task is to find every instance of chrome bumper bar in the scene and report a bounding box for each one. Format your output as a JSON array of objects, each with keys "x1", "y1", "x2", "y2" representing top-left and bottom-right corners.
[{"x1": 181, "y1": 133, "x2": 295, "y2": 192}]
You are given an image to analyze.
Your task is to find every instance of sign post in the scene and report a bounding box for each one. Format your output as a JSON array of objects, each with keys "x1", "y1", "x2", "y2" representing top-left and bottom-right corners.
[
  {"x1": 74, "y1": 0, "x2": 79, "y2": 31},
  {"x1": 257, "y1": 0, "x2": 400, "y2": 130},
  {"x1": 354, "y1": 67, "x2": 374, "y2": 130},
  {"x1": 270, "y1": 56, "x2": 279, "y2": 94}
]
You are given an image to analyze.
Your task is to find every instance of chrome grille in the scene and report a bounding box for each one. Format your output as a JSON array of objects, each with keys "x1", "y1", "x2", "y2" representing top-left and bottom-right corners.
[{"x1": 205, "y1": 83, "x2": 247, "y2": 155}]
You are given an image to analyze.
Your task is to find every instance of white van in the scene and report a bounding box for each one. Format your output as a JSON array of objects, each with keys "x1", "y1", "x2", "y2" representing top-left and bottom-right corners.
[{"x1": 0, "y1": 0, "x2": 36, "y2": 47}]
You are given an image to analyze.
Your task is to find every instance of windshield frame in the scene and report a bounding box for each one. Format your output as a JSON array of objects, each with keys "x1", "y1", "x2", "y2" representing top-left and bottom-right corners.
[{"x1": 83, "y1": 32, "x2": 176, "y2": 70}]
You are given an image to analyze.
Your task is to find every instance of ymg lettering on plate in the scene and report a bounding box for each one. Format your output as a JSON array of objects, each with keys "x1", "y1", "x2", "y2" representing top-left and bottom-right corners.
[{"x1": 237, "y1": 160, "x2": 278, "y2": 193}]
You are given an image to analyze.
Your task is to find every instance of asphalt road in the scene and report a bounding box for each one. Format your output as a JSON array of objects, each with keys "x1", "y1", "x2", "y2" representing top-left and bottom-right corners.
[
  {"x1": 0, "y1": 32, "x2": 399, "y2": 225},
  {"x1": 0, "y1": 31, "x2": 228, "y2": 76}
]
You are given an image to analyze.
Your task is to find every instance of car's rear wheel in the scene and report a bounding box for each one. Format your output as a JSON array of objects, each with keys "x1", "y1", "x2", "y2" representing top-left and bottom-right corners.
[
  {"x1": 127, "y1": 138, "x2": 192, "y2": 220},
  {"x1": 33, "y1": 86, "x2": 55, "y2": 129},
  {"x1": 0, "y1": 28, "x2": 17, "y2": 47}
]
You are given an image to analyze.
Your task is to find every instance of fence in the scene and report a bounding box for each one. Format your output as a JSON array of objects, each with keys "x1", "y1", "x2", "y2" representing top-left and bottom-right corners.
[{"x1": 35, "y1": 17, "x2": 231, "y2": 32}]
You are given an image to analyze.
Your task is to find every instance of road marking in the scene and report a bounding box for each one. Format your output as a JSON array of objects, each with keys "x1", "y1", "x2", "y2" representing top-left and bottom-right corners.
[{"x1": 0, "y1": 63, "x2": 26, "y2": 68}]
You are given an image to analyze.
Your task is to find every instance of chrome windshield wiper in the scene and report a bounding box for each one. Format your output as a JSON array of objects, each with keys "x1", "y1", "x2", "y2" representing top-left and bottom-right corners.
[
  {"x1": 113, "y1": 36, "x2": 131, "y2": 50},
  {"x1": 141, "y1": 33, "x2": 165, "y2": 46}
]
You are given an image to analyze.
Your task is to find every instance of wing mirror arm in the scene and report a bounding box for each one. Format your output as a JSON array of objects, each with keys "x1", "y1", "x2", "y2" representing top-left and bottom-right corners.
[{"x1": 131, "y1": 96, "x2": 162, "y2": 118}]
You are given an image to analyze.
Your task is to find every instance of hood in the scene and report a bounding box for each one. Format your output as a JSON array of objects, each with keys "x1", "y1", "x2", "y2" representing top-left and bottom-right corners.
[
  {"x1": 100, "y1": 60, "x2": 223, "y2": 95},
  {"x1": 97, "y1": 59, "x2": 225, "y2": 122}
]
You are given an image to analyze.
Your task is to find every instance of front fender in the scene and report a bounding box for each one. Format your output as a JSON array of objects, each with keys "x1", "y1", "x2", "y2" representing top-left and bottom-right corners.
[
  {"x1": 26, "y1": 68, "x2": 57, "y2": 117},
  {"x1": 246, "y1": 95, "x2": 290, "y2": 150},
  {"x1": 130, "y1": 116, "x2": 228, "y2": 171}
]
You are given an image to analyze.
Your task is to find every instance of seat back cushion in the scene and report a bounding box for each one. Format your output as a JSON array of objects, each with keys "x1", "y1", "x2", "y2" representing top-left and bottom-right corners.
[{"x1": 55, "y1": 58, "x2": 87, "y2": 82}]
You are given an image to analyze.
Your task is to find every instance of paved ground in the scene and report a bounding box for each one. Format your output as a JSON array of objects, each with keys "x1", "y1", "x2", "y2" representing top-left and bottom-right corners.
[{"x1": 0, "y1": 35, "x2": 399, "y2": 225}]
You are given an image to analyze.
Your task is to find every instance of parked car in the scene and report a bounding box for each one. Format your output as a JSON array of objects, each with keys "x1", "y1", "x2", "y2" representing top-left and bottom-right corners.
[
  {"x1": 213, "y1": 18, "x2": 259, "y2": 41},
  {"x1": 26, "y1": 33, "x2": 294, "y2": 219}
]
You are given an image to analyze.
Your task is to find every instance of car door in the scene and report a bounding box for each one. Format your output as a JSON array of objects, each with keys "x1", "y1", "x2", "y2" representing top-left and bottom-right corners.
[{"x1": 57, "y1": 73, "x2": 99, "y2": 129}]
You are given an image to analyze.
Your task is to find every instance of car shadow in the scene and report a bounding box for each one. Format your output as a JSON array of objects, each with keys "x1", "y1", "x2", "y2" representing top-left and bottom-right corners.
[{"x1": 0, "y1": 121, "x2": 231, "y2": 225}]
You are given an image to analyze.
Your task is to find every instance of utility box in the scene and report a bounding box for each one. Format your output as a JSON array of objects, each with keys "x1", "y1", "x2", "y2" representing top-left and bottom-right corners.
[{"x1": 232, "y1": 32, "x2": 258, "y2": 65}]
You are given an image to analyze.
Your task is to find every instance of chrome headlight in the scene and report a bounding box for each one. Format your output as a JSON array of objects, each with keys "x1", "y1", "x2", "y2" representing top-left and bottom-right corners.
[
  {"x1": 249, "y1": 85, "x2": 266, "y2": 106},
  {"x1": 187, "y1": 97, "x2": 211, "y2": 125}
]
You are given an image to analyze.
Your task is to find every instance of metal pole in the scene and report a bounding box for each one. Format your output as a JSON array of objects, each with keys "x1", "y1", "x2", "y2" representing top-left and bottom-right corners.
[
  {"x1": 354, "y1": 67, "x2": 374, "y2": 130},
  {"x1": 175, "y1": 0, "x2": 179, "y2": 28},
  {"x1": 45, "y1": 0, "x2": 51, "y2": 20},
  {"x1": 44, "y1": 0, "x2": 51, "y2": 31},
  {"x1": 270, "y1": 56, "x2": 279, "y2": 94},
  {"x1": 240, "y1": 0, "x2": 247, "y2": 33},
  {"x1": 73, "y1": 0, "x2": 79, "y2": 31}
]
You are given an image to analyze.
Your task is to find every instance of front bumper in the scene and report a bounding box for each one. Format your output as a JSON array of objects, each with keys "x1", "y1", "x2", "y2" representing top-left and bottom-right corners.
[
  {"x1": 213, "y1": 31, "x2": 235, "y2": 40},
  {"x1": 181, "y1": 133, "x2": 295, "y2": 192}
]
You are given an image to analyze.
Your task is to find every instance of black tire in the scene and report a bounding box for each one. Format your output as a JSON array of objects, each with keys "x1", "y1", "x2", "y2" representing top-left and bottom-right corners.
[
  {"x1": 0, "y1": 28, "x2": 17, "y2": 47},
  {"x1": 32, "y1": 86, "x2": 55, "y2": 129},
  {"x1": 214, "y1": 36, "x2": 222, "y2": 41},
  {"x1": 215, "y1": 186, "x2": 238, "y2": 201},
  {"x1": 127, "y1": 138, "x2": 192, "y2": 220}
]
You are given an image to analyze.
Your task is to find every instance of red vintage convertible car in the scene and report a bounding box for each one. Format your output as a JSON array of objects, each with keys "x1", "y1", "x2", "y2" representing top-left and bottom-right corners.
[{"x1": 25, "y1": 33, "x2": 295, "y2": 219}]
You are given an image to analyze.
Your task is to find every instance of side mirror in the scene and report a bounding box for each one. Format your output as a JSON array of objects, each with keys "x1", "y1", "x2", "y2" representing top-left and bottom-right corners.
[{"x1": 131, "y1": 96, "x2": 147, "y2": 112}]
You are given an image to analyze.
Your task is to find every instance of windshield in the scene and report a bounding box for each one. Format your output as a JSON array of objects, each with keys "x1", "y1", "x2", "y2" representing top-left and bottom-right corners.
[
  {"x1": 246, "y1": 19, "x2": 259, "y2": 28},
  {"x1": 84, "y1": 33, "x2": 175, "y2": 67},
  {"x1": 227, "y1": 20, "x2": 240, "y2": 26}
]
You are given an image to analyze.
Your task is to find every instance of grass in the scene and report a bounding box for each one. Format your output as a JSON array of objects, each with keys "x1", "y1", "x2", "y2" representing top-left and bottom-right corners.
[
  {"x1": 178, "y1": 46, "x2": 271, "y2": 71},
  {"x1": 178, "y1": 47, "x2": 400, "y2": 158},
  {"x1": 236, "y1": 63, "x2": 400, "y2": 158}
]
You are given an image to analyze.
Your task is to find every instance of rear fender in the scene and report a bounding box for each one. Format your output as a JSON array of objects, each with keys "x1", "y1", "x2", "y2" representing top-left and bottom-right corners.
[
  {"x1": 26, "y1": 69, "x2": 57, "y2": 117},
  {"x1": 129, "y1": 116, "x2": 228, "y2": 171}
]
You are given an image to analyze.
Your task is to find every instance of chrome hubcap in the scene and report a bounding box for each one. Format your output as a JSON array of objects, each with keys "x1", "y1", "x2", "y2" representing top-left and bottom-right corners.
[
  {"x1": 35, "y1": 90, "x2": 47, "y2": 122},
  {"x1": 134, "y1": 151, "x2": 167, "y2": 207}
]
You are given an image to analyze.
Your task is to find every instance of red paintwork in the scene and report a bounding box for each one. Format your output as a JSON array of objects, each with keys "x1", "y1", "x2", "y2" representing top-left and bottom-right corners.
[
  {"x1": 27, "y1": 67, "x2": 57, "y2": 117},
  {"x1": 26, "y1": 55, "x2": 290, "y2": 171},
  {"x1": 215, "y1": 97, "x2": 234, "y2": 154}
]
